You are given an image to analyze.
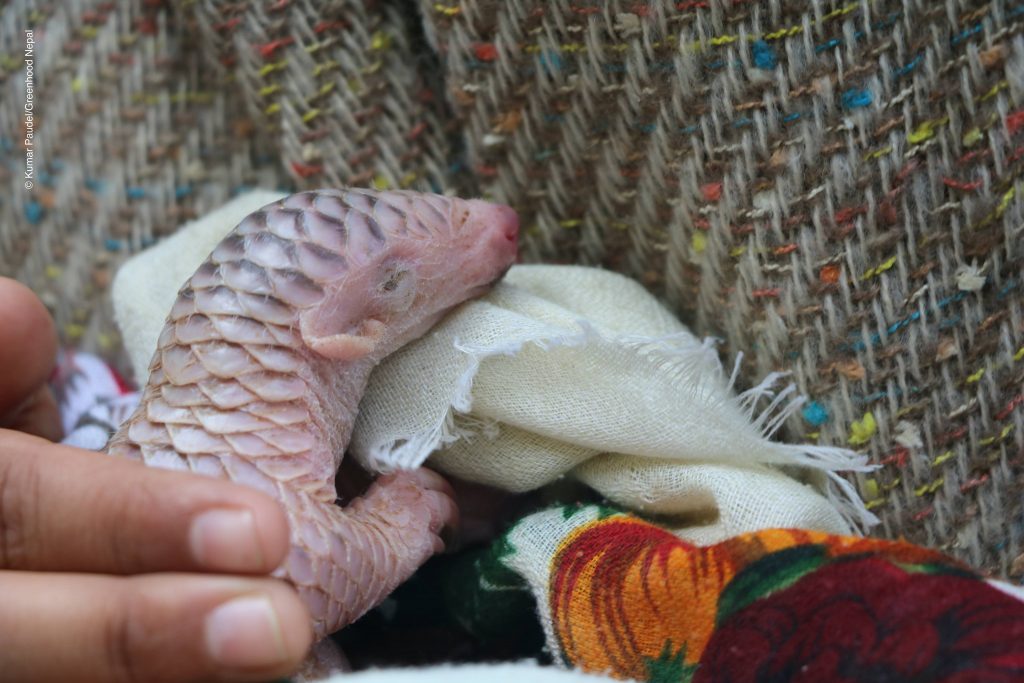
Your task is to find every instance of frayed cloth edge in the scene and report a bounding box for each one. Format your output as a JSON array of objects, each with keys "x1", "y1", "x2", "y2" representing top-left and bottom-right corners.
[{"x1": 360, "y1": 320, "x2": 878, "y2": 532}]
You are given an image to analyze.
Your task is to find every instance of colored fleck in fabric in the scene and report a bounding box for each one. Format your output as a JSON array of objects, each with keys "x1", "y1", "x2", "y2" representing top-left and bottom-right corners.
[{"x1": 448, "y1": 505, "x2": 1024, "y2": 682}]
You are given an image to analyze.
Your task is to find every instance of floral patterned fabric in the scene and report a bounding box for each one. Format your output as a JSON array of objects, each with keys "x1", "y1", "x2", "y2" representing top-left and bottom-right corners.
[{"x1": 453, "y1": 505, "x2": 1024, "y2": 682}]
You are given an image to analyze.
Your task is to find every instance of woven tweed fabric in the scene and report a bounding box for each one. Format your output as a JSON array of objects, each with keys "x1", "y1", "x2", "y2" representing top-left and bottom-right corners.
[
  {"x1": 0, "y1": 0, "x2": 288, "y2": 364},
  {"x1": 420, "y1": 1, "x2": 1024, "y2": 577},
  {"x1": 189, "y1": 0, "x2": 456, "y2": 194},
  {"x1": 3, "y1": 0, "x2": 1024, "y2": 580}
]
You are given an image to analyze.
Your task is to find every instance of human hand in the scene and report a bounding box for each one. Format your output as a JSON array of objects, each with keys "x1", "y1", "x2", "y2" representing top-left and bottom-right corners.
[{"x1": 0, "y1": 277, "x2": 313, "y2": 682}]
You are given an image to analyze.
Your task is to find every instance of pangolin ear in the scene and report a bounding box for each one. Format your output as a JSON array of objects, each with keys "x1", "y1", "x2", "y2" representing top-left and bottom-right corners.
[{"x1": 302, "y1": 318, "x2": 386, "y2": 361}]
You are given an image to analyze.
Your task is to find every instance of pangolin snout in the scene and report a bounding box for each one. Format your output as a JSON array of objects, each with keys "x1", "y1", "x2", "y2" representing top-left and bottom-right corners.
[
  {"x1": 494, "y1": 204, "x2": 519, "y2": 243},
  {"x1": 485, "y1": 203, "x2": 519, "y2": 259},
  {"x1": 458, "y1": 199, "x2": 519, "y2": 286}
]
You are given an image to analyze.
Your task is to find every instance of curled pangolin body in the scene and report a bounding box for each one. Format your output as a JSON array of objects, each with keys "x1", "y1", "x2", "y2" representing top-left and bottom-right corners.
[{"x1": 108, "y1": 189, "x2": 519, "y2": 637}]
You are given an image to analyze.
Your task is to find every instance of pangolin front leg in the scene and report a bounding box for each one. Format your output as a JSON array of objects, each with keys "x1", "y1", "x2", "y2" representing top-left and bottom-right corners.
[{"x1": 280, "y1": 469, "x2": 457, "y2": 635}]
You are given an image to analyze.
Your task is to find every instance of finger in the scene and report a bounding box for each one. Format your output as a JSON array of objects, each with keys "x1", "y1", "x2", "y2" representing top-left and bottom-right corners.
[
  {"x1": 2, "y1": 384, "x2": 62, "y2": 441},
  {"x1": 0, "y1": 571, "x2": 312, "y2": 683},
  {"x1": 0, "y1": 278, "x2": 57, "y2": 419},
  {"x1": 0, "y1": 430, "x2": 290, "y2": 575}
]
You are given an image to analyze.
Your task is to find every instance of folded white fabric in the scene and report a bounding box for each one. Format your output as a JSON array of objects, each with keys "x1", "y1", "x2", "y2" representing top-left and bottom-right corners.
[
  {"x1": 113, "y1": 191, "x2": 875, "y2": 543},
  {"x1": 352, "y1": 264, "x2": 875, "y2": 538}
]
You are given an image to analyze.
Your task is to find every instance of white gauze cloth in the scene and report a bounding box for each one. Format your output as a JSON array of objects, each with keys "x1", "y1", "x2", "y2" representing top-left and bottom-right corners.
[{"x1": 113, "y1": 191, "x2": 876, "y2": 543}]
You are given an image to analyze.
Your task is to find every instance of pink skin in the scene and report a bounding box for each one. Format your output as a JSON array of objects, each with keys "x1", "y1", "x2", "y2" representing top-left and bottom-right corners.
[
  {"x1": 300, "y1": 197, "x2": 518, "y2": 364},
  {"x1": 107, "y1": 189, "x2": 519, "y2": 642}
]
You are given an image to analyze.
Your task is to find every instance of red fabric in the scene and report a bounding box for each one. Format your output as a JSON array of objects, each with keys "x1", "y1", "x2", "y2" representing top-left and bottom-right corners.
[{"x1": 696, "y1": 556, "x2": 1024, "y2": 682}]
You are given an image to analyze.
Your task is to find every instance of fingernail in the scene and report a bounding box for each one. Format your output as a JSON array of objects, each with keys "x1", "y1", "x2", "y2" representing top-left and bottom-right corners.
[
  {"x1": 190, "y1": 509, "x2": 264, "y2": 571},
  {"x1": 205, "y1": 596, "x2": 288, "y2": 669}
]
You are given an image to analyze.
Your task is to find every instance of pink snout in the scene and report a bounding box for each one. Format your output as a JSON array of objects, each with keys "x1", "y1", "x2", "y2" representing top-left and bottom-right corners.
[
  {"x1": 492, "y1": 204, "x2": 520, "y2": 244},
  {"x1": 489, "y1": 204, "x2": 519, "y2": 266},
  {"x1": 464, "y1": 198, "x2": 519, "y2": 261}
]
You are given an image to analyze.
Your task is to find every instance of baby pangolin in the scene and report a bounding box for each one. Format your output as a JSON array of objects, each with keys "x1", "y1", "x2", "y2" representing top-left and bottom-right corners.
[{"x1": 107, "y1": 189, "x2": 519, "y2": 638}]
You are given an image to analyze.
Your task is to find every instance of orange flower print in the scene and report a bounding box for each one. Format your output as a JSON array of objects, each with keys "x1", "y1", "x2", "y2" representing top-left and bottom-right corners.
[
  {"x1": 549, "y1": 517, "x2": 731, "y2": 680},
  {"x1": 548, "y1": 517, "x2": 964, "y2": 681}
]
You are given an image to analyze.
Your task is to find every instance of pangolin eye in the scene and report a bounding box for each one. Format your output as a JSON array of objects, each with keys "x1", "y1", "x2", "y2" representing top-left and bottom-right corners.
[{"x1": 381, "y1": 269, "x2": 407, "y2": 293}]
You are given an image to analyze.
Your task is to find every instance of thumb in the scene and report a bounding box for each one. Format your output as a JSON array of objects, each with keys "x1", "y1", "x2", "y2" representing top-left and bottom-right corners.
[{"x1": 0, "y1": 278, "x2": 60, "y2": 440}]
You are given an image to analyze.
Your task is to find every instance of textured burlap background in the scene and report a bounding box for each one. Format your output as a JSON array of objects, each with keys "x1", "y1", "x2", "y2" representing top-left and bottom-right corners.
[{"x1": 3, "y1": 0, "x2": 1024, "y2": 578}]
